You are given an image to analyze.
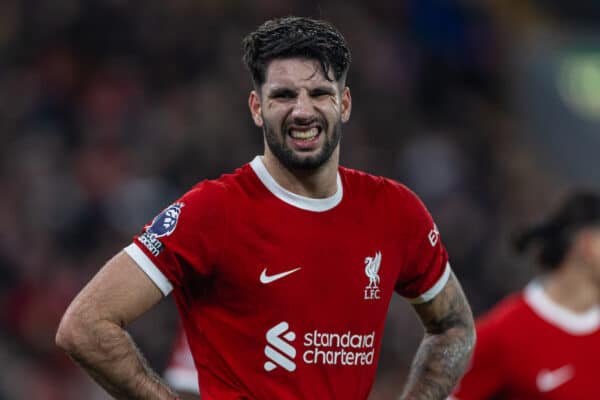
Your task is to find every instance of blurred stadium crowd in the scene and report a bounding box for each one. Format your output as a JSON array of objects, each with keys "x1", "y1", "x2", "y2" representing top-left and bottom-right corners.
[{"x1": 0, "y1": 1, "x2": 598, "y2": 399}]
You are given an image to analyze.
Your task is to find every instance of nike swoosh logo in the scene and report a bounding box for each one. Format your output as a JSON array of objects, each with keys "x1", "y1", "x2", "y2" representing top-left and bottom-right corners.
[
  {"x1": 260, "y1": 267, "x2": 302, "y2": 284},
  {"x1": 536, "y1": 365, "x2": 574, "y2": 392}
]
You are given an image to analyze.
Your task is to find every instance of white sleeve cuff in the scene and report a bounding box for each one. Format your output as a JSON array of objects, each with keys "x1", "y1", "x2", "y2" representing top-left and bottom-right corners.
[
  {"x1": 407, "y1": 262, "x2": 451, "y2": 304},
  {"x1": 124, "y1": 243, "x2": 173, "y2": 296}
]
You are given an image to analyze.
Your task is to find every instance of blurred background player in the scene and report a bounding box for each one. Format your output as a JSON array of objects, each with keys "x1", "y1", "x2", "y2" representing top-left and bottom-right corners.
[
  {"x1": 450, "y1": 190, "x2": 600, "y2": 399},
  {"x1": 163, "y1": 326, "x2": 200, "y2": 400}
]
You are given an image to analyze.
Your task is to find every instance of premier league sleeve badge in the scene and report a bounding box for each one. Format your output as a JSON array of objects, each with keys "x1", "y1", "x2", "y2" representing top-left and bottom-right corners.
[{"x1": 148, "y1": 203, "x2": 185, "y2": 238}]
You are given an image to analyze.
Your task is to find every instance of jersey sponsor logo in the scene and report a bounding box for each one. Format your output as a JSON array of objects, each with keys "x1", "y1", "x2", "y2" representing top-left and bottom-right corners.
[
  {"x1": 264, "y1": 322, "x2": 376, "y2": 373},
  {"x1": 260, "y1": 267, "x2": 302, "y2": 284},
  {"x1": 536, "y1": 365, "x2": 575, "y2": 392},
  {"x1": 364, "y1": 251, "x2": 382, "y2": 300},
  {"x1": 139, "y1": 231, "x2": 164, "y2": 256},
  {"x1": 264, "y1": 322, "x2": 296, "y2": 372},
  {"x1": 428, "y1": 224, "x2": 439, "y2": 247},
  {"x1": 303, "y1": 330, "x2": 375, "y2": 366},
  {"x1": 148, "y1": 203, "x2": 184, "y2": 238}
]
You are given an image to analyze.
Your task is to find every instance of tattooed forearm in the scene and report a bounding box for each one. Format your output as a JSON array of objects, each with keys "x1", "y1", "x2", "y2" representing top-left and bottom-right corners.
[{"x1": 400, "y1": 272, "x2": 475, "y2": 400}]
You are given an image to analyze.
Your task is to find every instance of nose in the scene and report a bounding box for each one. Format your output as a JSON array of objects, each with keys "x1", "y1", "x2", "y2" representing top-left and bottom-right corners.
[{"x1": 290, "y1": 91, "x2": 315, "y2": 122}]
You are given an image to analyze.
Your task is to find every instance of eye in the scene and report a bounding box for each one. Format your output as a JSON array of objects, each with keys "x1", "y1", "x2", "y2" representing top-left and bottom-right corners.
[
  {"x1": 310, "y1": 88, "x2": 334, "y2": 98},
  {"x1": 271, "y1": 89, "x2": 296, "y2": 99}
]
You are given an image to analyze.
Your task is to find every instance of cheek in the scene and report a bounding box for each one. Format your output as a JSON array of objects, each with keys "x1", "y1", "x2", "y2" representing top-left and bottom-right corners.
[
  {"x1": 264, "y1": 104, "x2": 287, "y2": 121},
  {"x1": 319, "y1": 102, "x2": 341, "y2": 122},
  {"x1": 326, "y1": 96, "x2": 341, "y2": 113}
]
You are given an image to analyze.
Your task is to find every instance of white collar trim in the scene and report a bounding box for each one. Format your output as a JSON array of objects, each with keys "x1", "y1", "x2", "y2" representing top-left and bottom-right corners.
[
  {"x1": 524, "y1": 280, "x2": 600, "y2": 335},
  {"x1": 249, "y1": 156, "x2": 343, "y2": 212}
]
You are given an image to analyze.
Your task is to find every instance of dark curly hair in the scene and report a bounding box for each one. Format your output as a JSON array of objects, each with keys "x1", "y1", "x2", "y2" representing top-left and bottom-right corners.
[
  {"x1": 513, "y1": 190, "x2": 600, "y2": 270},
  {"x1": 242, "y1": 16, "x2": 352, "y2": 88}
]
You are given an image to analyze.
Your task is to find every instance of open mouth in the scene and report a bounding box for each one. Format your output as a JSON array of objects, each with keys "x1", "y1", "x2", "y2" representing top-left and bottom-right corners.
[{"x1": 289, "y1": 126, "x2": 321, "y2": 141}]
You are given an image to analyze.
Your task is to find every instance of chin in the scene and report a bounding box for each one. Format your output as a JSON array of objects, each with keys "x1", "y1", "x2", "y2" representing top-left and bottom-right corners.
[{"x1": 290, "y1": 155, "x2": 330, "y2": 170}]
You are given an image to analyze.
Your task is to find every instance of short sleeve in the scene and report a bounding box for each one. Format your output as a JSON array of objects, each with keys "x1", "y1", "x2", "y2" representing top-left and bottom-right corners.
[
  {"x1": 392, "y1": 186, "x2": 450, "y2": 302},
  {"x1": 125, "y1": 180, "x2": 226, "y2": 295},
  {"x1": 450, "y1": 314, "x2": 506, "y2": 399}
]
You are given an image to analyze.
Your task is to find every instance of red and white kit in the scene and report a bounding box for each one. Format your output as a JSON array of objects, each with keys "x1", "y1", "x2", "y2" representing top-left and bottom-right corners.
[
  {"x1": 126, "y1": 156, "x2": 451, "y2": 400},
  {"x1": 451, "y1": 282, "x2": 600, "y2": 400}
]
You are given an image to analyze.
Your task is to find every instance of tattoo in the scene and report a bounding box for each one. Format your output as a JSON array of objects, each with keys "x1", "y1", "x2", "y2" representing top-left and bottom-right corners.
[{"x1": 400, "y1": 272, "x2": 475, "y2": 400}]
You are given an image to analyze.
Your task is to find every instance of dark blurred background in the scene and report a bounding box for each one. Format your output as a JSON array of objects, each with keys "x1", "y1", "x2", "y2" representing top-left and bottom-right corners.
[{"x1": 1, "y1": 1, "x2": 600, "y2": 398}]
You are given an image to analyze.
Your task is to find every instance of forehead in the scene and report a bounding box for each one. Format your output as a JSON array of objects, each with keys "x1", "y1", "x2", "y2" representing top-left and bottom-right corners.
[{"x1": 263, "y1": 58, "x2": 335, "y2": 88}]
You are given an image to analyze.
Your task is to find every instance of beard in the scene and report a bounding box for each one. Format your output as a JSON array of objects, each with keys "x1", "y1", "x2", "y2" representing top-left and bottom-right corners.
[{"x1": 263, "y1": 116, "x2": 343, "y2": 171}]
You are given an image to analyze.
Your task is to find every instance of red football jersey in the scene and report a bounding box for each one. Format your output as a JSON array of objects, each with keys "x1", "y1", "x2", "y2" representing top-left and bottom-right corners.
[
  {"x1": 451, "y1": 282, "x2": 600, "y2": 400},
  {"x1": 164, "y1": 326, "x2": 199, "y2": 394},
  {"x1": 125, "y1": 156, "x2": 450, "y2": 400}
]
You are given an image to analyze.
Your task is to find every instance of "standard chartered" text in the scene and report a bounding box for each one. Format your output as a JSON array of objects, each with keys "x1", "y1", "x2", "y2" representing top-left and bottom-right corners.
[{"x1": 302, "y1": 330, "x2": 376, "y2": 366}]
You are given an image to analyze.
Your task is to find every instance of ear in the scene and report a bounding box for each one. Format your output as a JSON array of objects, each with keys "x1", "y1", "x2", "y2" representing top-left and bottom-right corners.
[
  {"x1": 248, "y1": 90, "x2": 263, "y2": 127},
  {"x1": 340, "y1": 86, "x2": 352, "y2": 123},
  {"x1": 580, "y1": 228, "x2": 600, "y2": 260}
]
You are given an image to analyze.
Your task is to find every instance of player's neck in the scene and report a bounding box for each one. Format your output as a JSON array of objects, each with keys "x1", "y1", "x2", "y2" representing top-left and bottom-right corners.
[
  {"x1": 543, "y1": 266, "x2": 600, "y2": 313},
  {"x1": 261, "y1": 149, "x2": 340, "y2": 199}
]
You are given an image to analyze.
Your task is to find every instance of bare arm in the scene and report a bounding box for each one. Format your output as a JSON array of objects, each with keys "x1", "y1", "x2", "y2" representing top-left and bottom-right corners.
[
  {"x1": 55, "y1": 250, "x2": 179, "y2": 400},
  {"x1": 400, "y1": 271, "x2": 476, "y2": 400}
]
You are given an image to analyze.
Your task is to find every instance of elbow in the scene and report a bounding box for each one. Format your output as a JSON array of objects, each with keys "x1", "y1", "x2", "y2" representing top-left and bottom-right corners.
[
  {"x1": 55, "y1": 306, "x2": 88, "y2": 356},
  {"x1": 55, "y1": 311, "x2": 77, "y2": 354},
  {"x1": 463, "y1": 314, "x2": 477, "y2": 350},
  {"x1": 463, "y1": 321, "x2": 477, "y2": 360},
  {"x1": 446, "y1": 316, "x2": 477, "y2": 359},
  {"x1": 468, "y1": 315, "x2": 477, "y2": 346}
]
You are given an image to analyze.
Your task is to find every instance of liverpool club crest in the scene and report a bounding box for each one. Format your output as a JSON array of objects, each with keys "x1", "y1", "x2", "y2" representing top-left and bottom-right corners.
[{"x1": 364, "y1": 251, "x2": 382, "y2": 300}]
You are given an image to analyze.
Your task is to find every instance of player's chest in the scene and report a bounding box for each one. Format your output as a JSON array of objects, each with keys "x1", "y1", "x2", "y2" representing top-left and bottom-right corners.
[
  {"x1": 507, "y1": 332, "x2": 600, "y2": 399},
  {"x1": 215, "y1": 210, "x2": 401, "y2": 314}
]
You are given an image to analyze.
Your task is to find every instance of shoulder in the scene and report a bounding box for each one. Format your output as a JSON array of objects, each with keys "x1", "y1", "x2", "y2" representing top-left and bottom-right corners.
[
  {"x1": 340, "y1": 167, "x2": 432, "y2": 233},
  {"x1": 476, "y1": 292, "x2": 529, "y2": 333},
  {"x1": 166, "y1": 173, "x2": 237, "y2": 227},
  {"x1": 184, "y1": 163, "x2": 254, "y2": 204},
  {"x1": 339, "y1": 166, "x2": 421, "y2": 206},
  {"x1": 470, "y1": 291, "x2": 532, "y2": 364},
  {"x1": 181, "y1": 179, "x2": 226, "y2": 212}
]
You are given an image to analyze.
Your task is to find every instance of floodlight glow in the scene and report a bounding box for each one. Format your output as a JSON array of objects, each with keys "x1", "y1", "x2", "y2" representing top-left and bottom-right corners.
[{"x1": 558, "y1": 53, "x2": 600, "y2": 121}]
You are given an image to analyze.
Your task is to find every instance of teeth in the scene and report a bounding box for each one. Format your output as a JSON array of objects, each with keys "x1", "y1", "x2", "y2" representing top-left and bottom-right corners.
[{"x1": 290, "y1": 127, "x2": 319, "y2": 140}]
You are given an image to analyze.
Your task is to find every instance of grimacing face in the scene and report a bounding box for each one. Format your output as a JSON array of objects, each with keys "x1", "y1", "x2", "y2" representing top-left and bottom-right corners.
[{"x1": 248, "y1": 58, "x2": 351, "y2": 170}]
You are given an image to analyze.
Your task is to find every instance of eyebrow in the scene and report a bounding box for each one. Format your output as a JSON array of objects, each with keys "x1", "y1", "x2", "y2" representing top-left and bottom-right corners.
[
  {"x1": 267, "y1": 85, "x2": 336, "y2": 97},
  {"x1": 268, "y1": 87, "x2": 296, "y2": 97},
  {"x1": 310, "y1": 86, "x2": 336, "y2": 95}
]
